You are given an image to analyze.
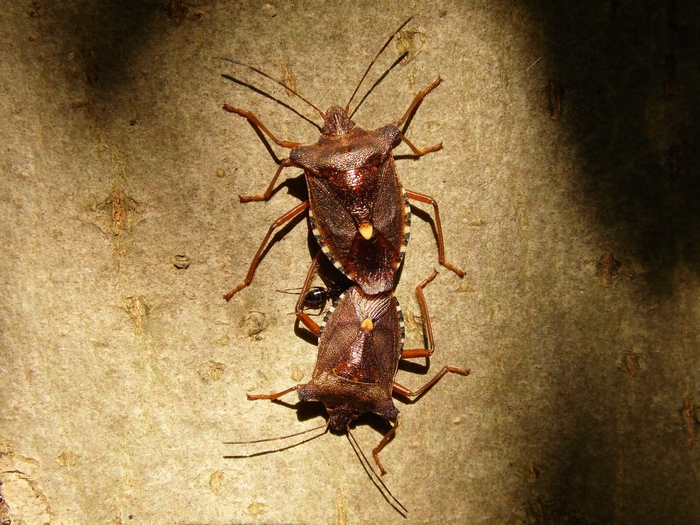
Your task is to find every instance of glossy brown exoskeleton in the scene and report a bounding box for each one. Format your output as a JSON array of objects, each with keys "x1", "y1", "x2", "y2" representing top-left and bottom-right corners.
[
  {"x1": 292, "y1": 112, "x2": 412, "y2": 295},
  {"x1": 222, "y1": 16, "x2": 464, "y2": 299},
  {"x1": 247, "y1": 255, "x2": 470, "y2": 476}
]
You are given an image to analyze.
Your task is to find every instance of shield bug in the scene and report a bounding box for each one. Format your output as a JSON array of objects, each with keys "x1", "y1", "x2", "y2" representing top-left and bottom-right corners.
[
  {"x1": 242, "y1": 255, "x2": 470, "y2": 478},
  {"x1": 222, "y1": 16, "x2": 464, "y2": 300}
]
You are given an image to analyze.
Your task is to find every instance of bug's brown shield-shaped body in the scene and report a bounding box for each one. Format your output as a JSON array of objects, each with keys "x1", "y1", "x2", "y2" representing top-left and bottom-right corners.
[
  {"x1": 222, "y1": 17, "x2": 465, "y2": 302},
  {"x1": 298, "y1": 286, "x2": 404, "y2": 429},
  {"x1": 291, "y1": 115, "x2": 409, "y2": 295}
]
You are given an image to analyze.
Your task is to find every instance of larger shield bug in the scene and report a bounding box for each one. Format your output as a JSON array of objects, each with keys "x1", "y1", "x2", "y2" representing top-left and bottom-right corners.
[{"x1": 222, "y1": 16, "x2": 464, "y2": 299}]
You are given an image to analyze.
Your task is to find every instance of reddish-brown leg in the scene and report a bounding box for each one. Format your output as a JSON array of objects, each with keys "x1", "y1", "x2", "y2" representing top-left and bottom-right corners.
[
  {"x1": 391, "y1": 79, "x2": 444, "y2": 156},
  {"x1": 394, "y1": 77, "x2": 442, "y2": 127},
  {"x1": 405, "y1": 189, "x2": 465, "y2": 278},
  {"x1": 224, "y1": 105, "x2": 302, "y2": 149},
  {"x1": 399, "y1": 133, "x2": 443, "y2": 157},
  {"x1": 402, "y1": 270, "x2": 438, "y2": 359},
  {"x1": 223, "y1": 105, "x2": 303, "y2": 202},
  {"x1": 239, "y1": 158, "x2": 297, "y2": 203},
  {"x1": 400, "y1": 349, "x2": 432, "y2": 359},
  {"x1": 244, "y1": 256, "x2": 321, "y2": 401},
  {"x1": 224, "y1": 200, "x2": 310, "y2": 301},
  {"x1": 392, "y1": 366, "x2": 470, "y2": 399},
  {"x1": 247, "y1": 384, "x2": 303, "y2": 401},
  {"x1": 294, "y1": 253, "x2": 324, "y2": 336},
  {"x1": 372, "y1": 420, "x2": 398, "y2": 475}
]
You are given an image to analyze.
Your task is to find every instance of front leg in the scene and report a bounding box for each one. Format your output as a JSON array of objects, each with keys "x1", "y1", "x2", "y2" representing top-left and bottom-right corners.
[
  {"x1": 394, "y1": 77, "x2": 442, "y2": 128},
  {"x1": 398, "y1": 133, "x2": 443, "y2": 157},
  {"x1": 224, "y1": 200, "x2": 309, "y2": 300},
  {"x1": 224, "y1": 104, "x2": 302, "y2": 149},
  {"x1": 247, "y1": 384, "x2": 303, "y2": 401},
  {"x1": 224, "y1": 105, "x2": 303, "y2": 203},
  {"x1": 391, "y1": 78, "x2": 444, "y2": 156}
]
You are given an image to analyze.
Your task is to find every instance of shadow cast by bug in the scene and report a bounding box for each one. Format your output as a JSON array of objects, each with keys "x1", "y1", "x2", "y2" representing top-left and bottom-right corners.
[{"x1": 398, "y1": 357, "x2": 430, "y2": 376}]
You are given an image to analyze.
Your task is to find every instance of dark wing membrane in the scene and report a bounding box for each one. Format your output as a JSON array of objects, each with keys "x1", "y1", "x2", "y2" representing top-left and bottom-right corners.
[
  {"x1": 313, "y1": 289, "x2": 361, "y2": 378},
  {"x1": 346, "y1": 157, "x2": 407, "y2": 294},
  {"x1": 368, "y1": 295, "x2": 403, "y2": 393},
  {"x1": 372, "y1": 156, "x2": 407, "y2": 255},
  {"x1": 308, "y1": 176, "x2": 357, "y2": 270}
]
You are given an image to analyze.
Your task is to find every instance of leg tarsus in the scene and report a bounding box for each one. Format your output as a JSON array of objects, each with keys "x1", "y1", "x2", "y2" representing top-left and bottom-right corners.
[
  {"x1": 239, "y1": 158, "x2": 297, "y2": 203},
  {"x1": 247, "y1": 384, "x2": 303, "y2": 401},
  {"x1": 405, "y1": 189, "x2": 466, "y2": 278},
  {"x1": 392, "y1": 366, "x2": 470, "y2": 399},
  {"x1": 223, "y1": 104, "x2": 301, "y2": 149},
  {"x1": 224, "y1": 200, "x2": 309, "y2": 301},
  {"x1": 399, "y1": 133, "x2": 443, "y2": 157}
]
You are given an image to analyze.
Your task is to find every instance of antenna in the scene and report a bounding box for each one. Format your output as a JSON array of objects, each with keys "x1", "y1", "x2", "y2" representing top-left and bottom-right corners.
[
  {"x1": 344, "y1": 16, "x2": 414, "y2": 115},
  {"x1": 346, "y1": 428, "x2": 407, "y2": 515},
  {"x1": 222, "y1": 58, "x2": 326, "y2": 120},
  {"x1": 223, "y1": 421, "x2": 329, "y2": 458}
]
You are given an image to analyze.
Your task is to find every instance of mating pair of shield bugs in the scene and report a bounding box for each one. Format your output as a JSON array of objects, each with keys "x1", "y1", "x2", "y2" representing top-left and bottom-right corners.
[{"x1": 221, "y1": 16, "x2": 469, "y2": 513}]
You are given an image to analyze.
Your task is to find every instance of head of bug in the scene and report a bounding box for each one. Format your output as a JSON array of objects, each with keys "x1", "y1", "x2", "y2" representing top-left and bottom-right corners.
[
  {"x1": 222, "y1": 16, "x2": 414, "y2": 138},
  {"x1": 326, "y1": 404, "x2": 359, "y2": 431},
  {"x1": 322, "y1": 396, "x2": 399, "y2": 432},
  {"x1": 321, "y1": 106, "x2": 355, "y2": 136}
]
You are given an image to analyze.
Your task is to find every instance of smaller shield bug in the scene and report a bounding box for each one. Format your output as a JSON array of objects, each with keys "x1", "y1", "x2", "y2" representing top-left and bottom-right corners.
[{"x1": 227, "y1": 254, "x2": 470, "y2": 512}]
